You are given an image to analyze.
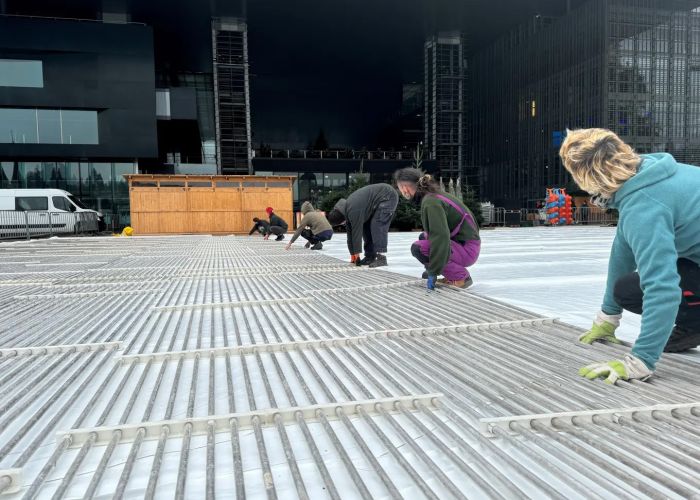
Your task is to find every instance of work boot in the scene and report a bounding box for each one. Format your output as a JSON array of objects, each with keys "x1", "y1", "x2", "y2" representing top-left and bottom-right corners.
[
  {"x1": 275, "y1": 234, "x2": 285, "y2": 241},
  {"x1": 437, "y1": 277, "x2": 473, "y2": 289},
  {"x1": 357, "y1": 255, "x2": 375, "y2": 266},
  {"x1": 311, "y1": 242, "x2": 323, "y2": 250},
  {"x1": 664, "y1": 326, "x2": 700, "y2": 352},
  {"x1": 368, "y1": 254, "x2": 387, "y2": 268},
  {"x1": 304, "y1": 241, "x2": 311, "y2": 249}
]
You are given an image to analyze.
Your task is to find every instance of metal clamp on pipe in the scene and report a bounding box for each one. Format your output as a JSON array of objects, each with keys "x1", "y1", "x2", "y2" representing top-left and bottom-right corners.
[{"x1": 0, "y1": 469, "x2": 22, "y2": 495}]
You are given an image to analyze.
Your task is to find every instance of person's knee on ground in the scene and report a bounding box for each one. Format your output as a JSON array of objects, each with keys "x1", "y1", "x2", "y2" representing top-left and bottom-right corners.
[
  {"x1": 666, "y1": 328, "x2": 700, "y2": 352},
  {"x1": 666, "y1": 295, "x2": 700, "y2": 352},
  {"x1": 613, "y1": 261, "x2": 700, "y2": 352},
  {"x1": 666, "y1": 269, "x2": 700, "y2": 352}
]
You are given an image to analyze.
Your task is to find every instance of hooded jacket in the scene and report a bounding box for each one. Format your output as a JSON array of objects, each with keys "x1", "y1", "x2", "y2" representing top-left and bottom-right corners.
[
  {"x1": 333, "y1": 183, "x2": 397, "y2": 254},
  {"x1": 289, "y1": 202, "x2": 333, "y2": 244},
  {"x1": 601, "y1": 153, "x2": 700, "y2": 369}
]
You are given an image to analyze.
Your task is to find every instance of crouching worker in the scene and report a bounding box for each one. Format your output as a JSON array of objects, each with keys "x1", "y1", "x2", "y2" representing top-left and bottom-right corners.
[
  {"x1": 285, "y1": 201, "x2": 333, "y2": 250},
  {"x1": 560, "y1": 128, "x2": 700, "y2": 385},
  {"x1": 326, "y1": 183, "x2": 398, "y2": 267},
  {"x1": 266, "y1": 207, "x2": 288, "y2": 241},
  {"x1": 249, "y1": 217, "x2": 271, "y2": 237},
  {"x1": 394, "y1": 168, "x2": 480, "y2": 290}
]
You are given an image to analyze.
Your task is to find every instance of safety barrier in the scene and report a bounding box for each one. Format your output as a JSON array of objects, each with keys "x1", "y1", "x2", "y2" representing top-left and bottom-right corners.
[
  {"x1": 481, "y1": 207, "x2": 618, "y2": 227},
  {"x1": 0, "y1": 211, "x2": 99, "y2": 240}
]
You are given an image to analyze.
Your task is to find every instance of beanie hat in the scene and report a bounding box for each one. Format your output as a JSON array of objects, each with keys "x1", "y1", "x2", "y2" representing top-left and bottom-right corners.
[{"x1": 265, "y1": 207, "x2": 274, "y2": 215}]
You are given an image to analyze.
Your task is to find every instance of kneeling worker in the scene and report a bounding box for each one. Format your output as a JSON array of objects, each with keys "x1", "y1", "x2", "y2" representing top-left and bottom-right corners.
[
  {"x1": 560, "y1": 128, "x2": 700, "y2": 385},
  {"x1": 266, "y1": 207, "x2": 288, "y2": 241},
  {"x1": 285, "y1": 201, "x2": 333, "y2": 250}
]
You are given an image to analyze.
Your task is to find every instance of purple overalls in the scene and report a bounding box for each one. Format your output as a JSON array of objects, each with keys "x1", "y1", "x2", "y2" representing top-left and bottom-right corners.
[{"x1": 413, "y1": 194, "x2": 481, "y2": 281}]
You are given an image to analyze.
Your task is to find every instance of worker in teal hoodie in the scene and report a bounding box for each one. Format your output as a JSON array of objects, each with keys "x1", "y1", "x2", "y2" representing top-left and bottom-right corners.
[{"x1": 560, "y1": 128, "x2": 700, "y2": 384}]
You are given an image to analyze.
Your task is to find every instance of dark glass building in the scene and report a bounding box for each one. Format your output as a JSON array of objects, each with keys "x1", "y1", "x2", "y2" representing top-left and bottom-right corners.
[
  {"x1": 400, "y1": 83, "x2": 425, "y2": 150},
  {"x1": 470, "y1": 0, "x2": 700, "y2": 207},
  {"x1": 0, "y1": 3, "x2": 249, "y2": 228},
  {"x1": 0, "y1": 15, "x2": 155, "y2": 227}
]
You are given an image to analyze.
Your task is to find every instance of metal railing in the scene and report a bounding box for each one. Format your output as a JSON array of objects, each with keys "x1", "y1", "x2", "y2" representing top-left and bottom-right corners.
[
  {"x1": 254, "y1": 148, "x2": 430, "y2": 161},
  {"x1": 0, "y1": 211, "x2": 99, "y2": 240},
  {"x1": 104, "y1": 211, "x2": 132, "y2": 232},
  {"x1": 570, "y1": 207, "x2": 619, "y2": 225},
  {"x1": 480, "y1": 207, "x2": 619, "y2": 227}
]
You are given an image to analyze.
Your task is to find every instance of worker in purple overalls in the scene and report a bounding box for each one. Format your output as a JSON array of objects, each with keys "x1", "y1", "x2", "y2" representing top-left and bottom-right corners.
[{"x1": 394, "y1": 168, "x2": 480, "y2": 289}]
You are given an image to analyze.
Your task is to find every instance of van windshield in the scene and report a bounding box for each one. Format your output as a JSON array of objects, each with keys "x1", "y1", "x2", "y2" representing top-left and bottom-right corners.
[{"x1": 68, "y1": 195, "x2": 87, "y2": 209}]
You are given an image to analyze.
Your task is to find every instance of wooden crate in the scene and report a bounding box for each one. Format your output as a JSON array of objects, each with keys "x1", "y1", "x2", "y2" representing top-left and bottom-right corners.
[{"x1": 125, "y1": 175, "x2": 295, "y2": 235}]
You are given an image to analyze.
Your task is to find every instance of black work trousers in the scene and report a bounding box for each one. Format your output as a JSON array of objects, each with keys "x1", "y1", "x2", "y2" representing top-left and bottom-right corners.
[
  {"x1": 613, "y1": 258, "x2": 700, "y2": 332},
  {"x1": 361, "y1": 194, "x2": 398, "y2": 257}
]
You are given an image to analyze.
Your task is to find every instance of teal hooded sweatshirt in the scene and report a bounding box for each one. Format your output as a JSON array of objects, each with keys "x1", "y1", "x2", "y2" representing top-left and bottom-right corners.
[{"x1": 602, "y1": 153, "x2": 700, "y2": 370}]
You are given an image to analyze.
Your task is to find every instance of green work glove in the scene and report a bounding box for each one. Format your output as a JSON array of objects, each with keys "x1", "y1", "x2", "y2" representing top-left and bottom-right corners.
[
  {"x1": 579, "y1": 354, "x2": 653, "y2": 385},
  {"x1": 579, "y1": 311, "x2": 622, "y2": 345}
]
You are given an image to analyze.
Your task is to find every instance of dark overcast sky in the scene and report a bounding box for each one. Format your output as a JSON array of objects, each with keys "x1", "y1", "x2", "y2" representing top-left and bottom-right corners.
[{"x1": 5, "y1": 0, "x2": 586, "y2": 148}]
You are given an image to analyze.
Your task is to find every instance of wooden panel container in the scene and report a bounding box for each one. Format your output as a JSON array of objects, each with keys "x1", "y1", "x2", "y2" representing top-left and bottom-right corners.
[{"x1": 126, "y1": 175, "x2": 295, "y2": 235}]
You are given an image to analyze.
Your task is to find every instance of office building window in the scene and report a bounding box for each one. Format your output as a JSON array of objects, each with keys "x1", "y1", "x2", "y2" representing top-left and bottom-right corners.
[
  {"x1": 0, "y1": 108, "x2": 99, "y2": 145},
  {"x1": 0, "y1": 59, "x2": 43, "y2": 88},
  {"x1": 61, "y1": 110, "x2": 99, "y2": 145},
  {"x1": 324, "y1": 173, "x2": 347, "y2": 191},
  {"x1": 0, "y1": 109, "x2": 37, "y2": 144},
  {"x1": 37, "y1": 109, "x2": 62, "y2": 144}
]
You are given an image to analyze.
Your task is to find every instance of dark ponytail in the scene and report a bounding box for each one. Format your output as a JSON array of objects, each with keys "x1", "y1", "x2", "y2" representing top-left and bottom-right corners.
[{"x1": 394, "y1": 167, "x2": 441, "y2": 194}]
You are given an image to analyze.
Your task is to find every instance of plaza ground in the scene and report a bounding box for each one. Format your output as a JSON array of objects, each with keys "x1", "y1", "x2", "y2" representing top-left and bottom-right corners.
[{"x1": 0, "y1": 227, "x2": 698, "y2": 498}]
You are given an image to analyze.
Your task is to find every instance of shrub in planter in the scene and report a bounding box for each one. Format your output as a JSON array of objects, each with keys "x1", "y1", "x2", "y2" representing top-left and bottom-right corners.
[{"x1": 391, "y1": 197, "x2": 422, "y2": 231}]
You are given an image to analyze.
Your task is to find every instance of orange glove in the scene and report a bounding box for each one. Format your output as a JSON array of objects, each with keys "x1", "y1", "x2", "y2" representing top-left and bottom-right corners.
[{"x1": 350, "y1": 254, "x2": 361, "y2": 264}]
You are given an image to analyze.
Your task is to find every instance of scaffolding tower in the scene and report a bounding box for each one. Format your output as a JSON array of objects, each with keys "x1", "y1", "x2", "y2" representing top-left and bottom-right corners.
[
  {"x1": 212, "y1": 18, "x2": 252, "y2": 175},
  {"x1": 424, "y1": 32, "x2": 476, "y2": 191}
]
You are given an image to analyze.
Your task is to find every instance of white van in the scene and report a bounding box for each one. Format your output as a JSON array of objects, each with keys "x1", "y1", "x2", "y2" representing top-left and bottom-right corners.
[{"x1": 0, "y1": 189, "x2": 105, "y2": 237}]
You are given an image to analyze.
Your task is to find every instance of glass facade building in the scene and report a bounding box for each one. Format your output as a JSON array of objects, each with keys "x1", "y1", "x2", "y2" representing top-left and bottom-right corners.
[
  {"x1": 155, "y1": 72, "x2": 218, "y2": 166},
  {"x1": 180, "y1": 73, "x2": 217, "y2": 165},
  {"x1": 1, "y1": 15, "x2": 156, "y2": 230},
  {"x1": 0, "y1": 108, "x2": 99, "y2": 145},
  {"x1": 470, "y1": 0, "x2": 700, "y2": 206},
  {"x1": 0, "y1": 161, "x2": 137, "y2": 229}
]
